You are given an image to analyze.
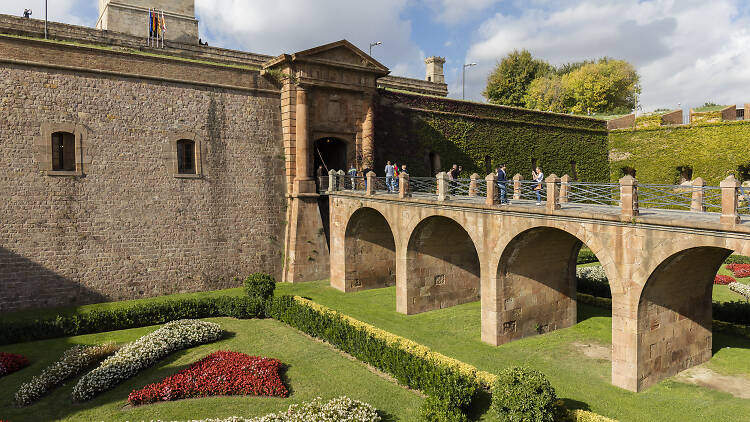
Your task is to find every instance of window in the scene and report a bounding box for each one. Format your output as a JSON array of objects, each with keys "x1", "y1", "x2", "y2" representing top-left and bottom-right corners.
[
  {"x1": 429, "y1": 152, "x2": 441, "y2": 176},
  {"x1": 621, "y1": 166, "x2": 637, "y2": 178},
  {"x1": 484, "y1": 155, "x2": 492, "y2": 175},
  {"x1": 738, "y1": 164, "x2": 750, "y2": 182},
  {"x1": 570, "y1": 161, "x2": 578, "y2": 181},
  {"x1": 51, "y1": 132, "x2": 76, "y2": 171},
  {"x1": 177, "y1": 139, "x2": 196, "y2": 174},
  {"x1": 676, "y1": 166, "x2": 693, "y2": 184}
]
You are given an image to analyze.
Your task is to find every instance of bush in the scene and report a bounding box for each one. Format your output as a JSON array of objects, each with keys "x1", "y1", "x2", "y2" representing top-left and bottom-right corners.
[
  {"x1": 266, "y1": 295, "x2": 479, "y2": 420},
  {"x1": 244, "y1": 273, "x2": 276, "y2": 301},
  {"x1": 577, "y1": 247, "x2": 598, "y2": 265},
  {"x1": 0, "y1": 353, "x2": 29, "y2": 377},
  {"x1": 728, "y1": 282, "x2": 750, "y2": 301},
  {"x1": 72, "y1": 320, "x2": 223, "y2": 401},
  {"x1": 420, "y1": 395, "x2": 469, "y2": 422},
  {"x1": 15, "y1": 343, "x2": 118, "y2": 406},
  {"x1": 0, "y1": 296, "x2": 262, "y2": 346},
  {"x1": 576, "y1": 266, "x2": 611, "y2": 298},
  {"x1": 725, "y1": 255, "x2": 750, "y2": 264},
  {"x1": 726, "y1": 264, "x2": 750, "y2": 278},
  {"x1": 492, "y1": 367, "x2": 558, "y2": 422}
]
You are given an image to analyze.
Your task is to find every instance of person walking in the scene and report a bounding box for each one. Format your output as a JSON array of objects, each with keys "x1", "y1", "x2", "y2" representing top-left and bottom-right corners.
[
  {"x1": 348, "y1": 163, "x2": 357, "y2": 190},
  {"x1": 316, "y1": 165, "x2": 325, "y2": 191},
  {"x1": 497, "y1": 164, "x2": 508, "y2": 204},
  {"x1": 385, "y1": 161, "x2": 394, "y2": 192},
  {"x1": 23, "y1": 9, "x2": 32, "y2": 18},
  {"x1": 532, "y1": 166, "x2": 544, "y2": 205},
  {"x1": 362, "y1": 165, "x2": 372, "y2": 190},
  {"x1": 393, "y1": 163, "x2": 400, "y2": 191},
  {"x1": 449, "y1": 164, "x2": 459, "y2": 195},
  {"x1": 401, "y1": 164, "x2": 408, "y2": 175}
]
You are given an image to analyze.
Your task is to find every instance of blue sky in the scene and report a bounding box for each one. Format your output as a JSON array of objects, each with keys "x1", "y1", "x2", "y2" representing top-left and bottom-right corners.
[{"x1": 3, "y1": 0, "x2": 750, "y2": 111}]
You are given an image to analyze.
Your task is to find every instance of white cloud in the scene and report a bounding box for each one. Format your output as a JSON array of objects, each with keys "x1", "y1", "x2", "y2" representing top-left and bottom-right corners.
[
  {"x1": 463, "y1": 0, "x2": 750, "y2": 110},
  {"x1": 424, "y1": 0, "x2": 503, "y2": 25},
  {"x1": 0, "y1": 0, "x2": 93, "y2": 26},
  {"x1": 195, "y1": 0, "x2": 425, "y2": 79}
]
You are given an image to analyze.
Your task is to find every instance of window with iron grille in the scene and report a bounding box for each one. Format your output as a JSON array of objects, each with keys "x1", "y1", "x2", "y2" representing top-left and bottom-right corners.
[
  {"x1": 51, "y1": 132, "x2": 76, "y2": 171},
  {"x1": 176, "y1": 139, "x2": 196, "y2": 174}
]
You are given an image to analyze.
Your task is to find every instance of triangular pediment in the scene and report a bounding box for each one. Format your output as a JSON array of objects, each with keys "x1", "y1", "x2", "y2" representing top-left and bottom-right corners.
[{"x1": 291, "y1": 40, "x2": 389, "y2": 74}]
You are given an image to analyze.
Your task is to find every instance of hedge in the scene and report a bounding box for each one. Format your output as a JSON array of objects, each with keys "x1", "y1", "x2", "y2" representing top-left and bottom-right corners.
[
  {"x1": 0, "y1": 296, "x2": 264, "y2": 346},
  {"x1": 376, "y1": 90, "x2": 609, "y2": 181},
  {"x1": 609, "y1": 120, "x2": 750, "y2": 185}
]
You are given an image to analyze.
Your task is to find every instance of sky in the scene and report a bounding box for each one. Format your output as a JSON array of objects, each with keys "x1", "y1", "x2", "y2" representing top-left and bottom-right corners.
[{"x1": 2, "y1": 0, "x2": 749, "y2": 111}]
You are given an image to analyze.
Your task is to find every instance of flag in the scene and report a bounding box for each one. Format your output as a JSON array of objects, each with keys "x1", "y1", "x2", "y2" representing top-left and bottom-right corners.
[{"x1": 161, "y1": 10, "x2": 166, "y2": 35}]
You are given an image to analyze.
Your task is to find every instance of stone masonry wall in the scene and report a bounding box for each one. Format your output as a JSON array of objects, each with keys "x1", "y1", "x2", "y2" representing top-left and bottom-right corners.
[{"x1": 0, "y1": 63, "x2": 285, "y2": 311}]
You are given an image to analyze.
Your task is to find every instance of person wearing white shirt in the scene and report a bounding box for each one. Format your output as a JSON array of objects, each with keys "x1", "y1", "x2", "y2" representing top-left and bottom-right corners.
[{"x1": 532, "y1": 167, "x2": 544, "y2": 205}]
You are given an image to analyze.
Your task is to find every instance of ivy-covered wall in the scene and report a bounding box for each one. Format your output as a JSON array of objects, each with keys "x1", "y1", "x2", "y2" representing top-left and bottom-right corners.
[
  {"x1": 609, "y1": 121, "x2": 750, "y2": 185},
  {"x1": 374, "y1": 90, "x2": 609, "y2": 182}
]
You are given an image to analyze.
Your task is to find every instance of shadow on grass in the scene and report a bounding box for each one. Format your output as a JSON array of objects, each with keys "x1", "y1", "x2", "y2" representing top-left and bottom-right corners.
[
  {"x1": 560, "y1": 397, "x2": 591, "y2": 411},
  {"x1": 713, "y1": 331, "x2": 750, "y2": 355},
  {"x1": 279, "y1": 364, "x2": 294, "y2": 397},
  {"x1": 378, "y1": 409, "x2": 398, "y2": 422},
  {"x1": 466, "y1": 389, "x2": 492, "y2": 421},
  {"x1": 577, "y1": 302, "x2": 611, "y2": 323}
]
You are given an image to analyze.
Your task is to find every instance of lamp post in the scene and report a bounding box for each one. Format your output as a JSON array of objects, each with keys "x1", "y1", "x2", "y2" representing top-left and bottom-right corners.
[
  {"x1": 44, "y1": 0, "x2": 48, "y2": 39},
  {"x1": 462, "y1": 62, "x2": 477, "y2": 100},
  {"x1": 369, "y1": 41, "x2": 382, "y2": 57}
]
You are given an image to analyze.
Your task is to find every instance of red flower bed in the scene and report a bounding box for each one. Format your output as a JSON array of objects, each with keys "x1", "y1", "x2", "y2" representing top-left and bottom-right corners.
[
  {"x1": 715, "y1": 275, "x2": 736, "y2": 285},
  {"x1": 0, "y1": 352, "x2": 29, "y2": 377},
  {"x1": 128, "y1": 351, "x2": 287, "y2": 405},
  {"x1": 727, "y1": 264, "x2": 750, "y2": 279}
]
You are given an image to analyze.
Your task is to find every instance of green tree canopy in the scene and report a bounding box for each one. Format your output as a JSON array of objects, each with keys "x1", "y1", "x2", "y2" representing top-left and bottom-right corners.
[
  {"x1": 562, "y1": 58, "x2": 640, "y2": 114},
  {"x1": 524, "y1": 76, "x2": 567, "y2": 113},
  {"x1": 483, "y1": 49, "x2": 551, "y2": 107}
]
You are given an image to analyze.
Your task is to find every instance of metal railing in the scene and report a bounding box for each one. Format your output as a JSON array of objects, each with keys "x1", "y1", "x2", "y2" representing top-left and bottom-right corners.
[
  {"x1": 637, "y1": 184, "x2": 698, "y2": 211},
  {"x1": 410, "y1": 177, "x2": 437, "y2": 195},
  {"x1": 517, "y1": 180, "x2": 547, "y2": 202},
  {"x1": 563, "y1": 182, "x2": 620, "y2": 206}
]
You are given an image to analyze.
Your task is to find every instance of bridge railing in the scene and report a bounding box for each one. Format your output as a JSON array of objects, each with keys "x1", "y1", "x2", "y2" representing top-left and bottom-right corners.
[
  {"x1": 410, "y1": 177, "x2": 438, "y2": 195},
  {"x1": 562, "y1": 181, "x2": 620, "y2": 206}
]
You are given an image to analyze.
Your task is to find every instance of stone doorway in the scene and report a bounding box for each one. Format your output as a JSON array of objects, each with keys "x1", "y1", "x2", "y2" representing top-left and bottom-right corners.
[{"x1": 314, "y1": 137, "x2": 348, "y2": 176}]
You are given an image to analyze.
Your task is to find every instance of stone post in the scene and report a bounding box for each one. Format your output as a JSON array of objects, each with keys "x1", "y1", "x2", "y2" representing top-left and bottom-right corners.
[
  {"x1": 720, "y1": 175, "x2": 740, "y2": 225},
  {"x1": 513, "y1": 174, "x2": 523, "y2": 200},
  {"x1": 366, "y1": 171, "x2": 376, "y2": 196},
  {"x1": 745, "y1": 104, "x2": 750, "y2": 121},
  {"x1": 327, "y1": 169, "x2": 337, "y2": 193},
  {"x1": 469, "y1": 173, "x2": 480, "y2": 196},
  {"x1": 546, "y1": 174, "x2": 561, "y2": 211},
  {"x1": 362, "y1": 100, "x2": 375, "y2": 169},
  {"x1": 437, "y1": 172, "x2": 450, "y2": 201},
  {"x1": 485, "y1": 173, "x2": 498, "y2": 206},
  {"x1": 691, "y1": 177, "x2": 706, "y2": 212},
  {"x1": 399, "y1": 173, "x2": 411, "y2": 198},
  {"x1": 560, "y1": 174, "x2": 571, "y2": 204},
  {"x1": 337, "y1": 170, "x2": 345, "y2": 191},
  {"x1": 294, "y1": 86, "x2": 315, "y2": 194},
  {"x1": 620, "y1": 175, "x2": 639, "y2": 219}
]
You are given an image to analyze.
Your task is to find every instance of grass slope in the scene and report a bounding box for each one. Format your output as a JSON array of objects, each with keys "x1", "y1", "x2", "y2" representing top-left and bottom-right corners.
[
  {"x1": 276, "y1": 281, "x2": 750, "y2": 422},
  {"x1": 0, "y1": 318, "x2": 422, "y2": 422}
]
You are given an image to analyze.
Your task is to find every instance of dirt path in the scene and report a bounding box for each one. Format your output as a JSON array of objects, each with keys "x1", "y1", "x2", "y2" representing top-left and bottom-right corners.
[{"x1": 675, "y1": 366, "x2": 750, "y2": 399}]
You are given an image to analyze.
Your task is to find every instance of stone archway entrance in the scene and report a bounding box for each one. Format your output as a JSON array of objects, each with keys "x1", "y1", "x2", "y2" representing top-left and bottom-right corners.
[{"x1": 314, "y1": 137, "x2": 348, "y2": 175}]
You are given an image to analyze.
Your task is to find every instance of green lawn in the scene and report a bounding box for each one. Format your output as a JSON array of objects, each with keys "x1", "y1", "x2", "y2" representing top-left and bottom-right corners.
[
  {"x1": 275, "y1": 281, "x2": 750, "y2": 422},
  {"x1": 0, "y1": 318, "x2": 423, "y2": 422}
]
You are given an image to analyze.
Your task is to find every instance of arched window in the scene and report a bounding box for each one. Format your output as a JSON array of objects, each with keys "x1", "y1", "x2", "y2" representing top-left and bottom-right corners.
[
  {"x1": 570, "y1": 161, "x2": 578, "y2": 181},
  {"x1": 737, "y1": 164, "x2": 750, "y2": 182},
  {"x1": 484, "y1": 155, "x2": 492, "y2": 175},
  {"x1": 177, "y1": 139, "x2": 196, "y2": 175},
  {"x1": 621, "y1": 166, "x2": 637, "y2": 178},
  {"x1": 429, "y1": 152, "x2": 441, "y2": 177},
  {"x1": 51, "y1": 132, "x2": 76, "y2": 171},
  {"x1": 676, "y1": 166, "x2": 693, "y2": 184}
]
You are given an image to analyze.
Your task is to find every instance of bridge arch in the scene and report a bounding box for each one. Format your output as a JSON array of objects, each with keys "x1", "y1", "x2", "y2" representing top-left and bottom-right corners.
[
  {"x1": 401, "y1": 215, "x2": 481, "y2": 315},
  {"x1": 634, "y1": 245, "x2": 733, "y2": 390},
  {"x1": 342, "y1": 207, "x2": 396, "y2": 291}
]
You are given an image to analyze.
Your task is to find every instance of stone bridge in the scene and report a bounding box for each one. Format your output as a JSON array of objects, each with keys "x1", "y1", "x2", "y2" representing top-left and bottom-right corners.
[{"x1": 325, "y1": 172, "x2": 750, "y2": 392}]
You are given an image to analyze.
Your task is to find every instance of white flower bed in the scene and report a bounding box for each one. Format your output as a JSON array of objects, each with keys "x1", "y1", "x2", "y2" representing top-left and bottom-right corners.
[
  {"x1": 15, "y1": 343, "x2": 118, "y2": 406},
  {"x1": 729, "y1": 282, "x2": 750, "y2": 301},
  {"x1": 576, "y1": 266, "x2": 608, "y2": 284},
  {"x1": 153, "y1": 397, "x2": 381, "y2": 422},
  {"x1": 72, "y1": 319, "x2": 222, "y2": 402}
]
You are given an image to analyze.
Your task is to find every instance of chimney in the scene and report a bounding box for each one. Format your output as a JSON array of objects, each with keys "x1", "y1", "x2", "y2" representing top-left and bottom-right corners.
[{"x1": 425, "y1": 56, "x2": 446, "y2": 84}]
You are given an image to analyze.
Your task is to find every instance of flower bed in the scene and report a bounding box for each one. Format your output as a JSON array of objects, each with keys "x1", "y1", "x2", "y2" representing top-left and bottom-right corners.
[
  {"x1": 715, "y1": 275, "x2": 736, "y2": 285},
  {"x1": 729, "y1": 282, "x2": 750, "y2": 301},
  {"x1": 0, "y1": 352, "x2": 29, "y2": 377},
  {"x1": 128, "y1": 351, "x2": 287, "y2": 405},
  {"x1": 15, "y1": 343, "x2": 119, "y2": 406},
  {"x1": 727, "y1": 264, "x2": 750, "y2": 279},
  {"x1": 72, "y1": 319, "x2": 223, "y2": 402}
]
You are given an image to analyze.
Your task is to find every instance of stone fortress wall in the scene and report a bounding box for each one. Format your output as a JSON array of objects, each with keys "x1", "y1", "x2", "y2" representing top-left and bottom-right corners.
[{"x1": 0, "y1": 33, "x2": 285, "y2": 311}]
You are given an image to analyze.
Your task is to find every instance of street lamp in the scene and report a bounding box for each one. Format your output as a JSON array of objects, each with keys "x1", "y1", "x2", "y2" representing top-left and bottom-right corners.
[
  {"x1": 462, "y1": 63, "x2": 477, "y2": 100},
  {"x1": 44, "y1": 0, "x2": 48, "y2": 39},
  {"x1": 369, "y1": 41, "x2": 382, "y2": 57}
]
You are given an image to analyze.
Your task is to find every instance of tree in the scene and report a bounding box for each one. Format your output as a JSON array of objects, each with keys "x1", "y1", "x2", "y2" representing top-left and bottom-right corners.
[
  {"x1": 562, "y1": 59, "x2": 640, "y2": 114},
  {"x1": 483, "y1": 49, "x2": 551, "y2": 107},
  {"x1": 524, "y1": 75, "x2": 568, "y2": 113}
]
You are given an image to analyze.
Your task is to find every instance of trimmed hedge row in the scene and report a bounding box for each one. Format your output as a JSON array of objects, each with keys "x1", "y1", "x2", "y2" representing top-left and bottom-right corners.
[{"x1": 0, "y1": 296, "x2": 263, "y2": 346}]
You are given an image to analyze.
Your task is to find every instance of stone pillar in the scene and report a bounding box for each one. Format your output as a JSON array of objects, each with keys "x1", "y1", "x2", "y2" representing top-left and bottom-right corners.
[
  {"x1": 399, "y1": 173, "x2": 411, "y2": 198},
  {"x1": 362, "y1": 100, "x2": 375, "y2": 169},
  {"x1": 513, "y1": 174, "x2": 522, "y2": 200},
  {"x1": 691, "y1": 177, "x2": 706, "y2": 212},
  {"x1": 720, "y1": 175, "x2": 740, "y2": 225},
  {"x1": 437, "y1": 172, "x2": 450, "y2": 201},
  {"x1": 485, "y1": 173, "x2": 498, "y2": 206},
  {"x1": 366, "y1": 171, "x2": 376, "y2": 196},
  {"x1": 745, "y1": 104, "x2": 750, "y2": 121},
  {"x1": 559, "y1": 174, "x2": 571, "y2": 203},
  {"x1": 337, "y1": 170, "x2": 346, "y2": 191},
  {"x1": 620, "y1": 175, "x2": 639, "y2": 219},
  {"x1": 294, "y1": 86, "x2": 315, "y2": 194},
  {"x1": 327, "y1": 169, "x2": 337, "y2": 193},
  {"x1": 469, "y1": 173, "x2": 479, "y2": 197},
  {"x1": 546, "y1": 174, "x2": 561, "y2": 211}
]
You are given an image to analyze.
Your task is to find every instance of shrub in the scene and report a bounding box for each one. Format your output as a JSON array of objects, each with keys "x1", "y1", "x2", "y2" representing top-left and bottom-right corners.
[
  {"x1": 420, "y1": 395, "x2": 469, "y2": 422},
  {"x1": 714, "y1": 275, "x2": 736, "y2": 285},
  {"x1": 15, "y1": 343, "x2": 118, "y2": 406},
  {"x1": 725, "y1": 255, "x2": 750, "y2": 264},
  {"x1": 569, "y1": 409, "x2": 619, "y2": 422},
  {"x1": 576, "y1": 247, "x2": 598, "y2": 265},
  {"x1": 174, "y1": 397, "x2": 381, "y2": 422},
  {"x1": 72, "y1": 319, "x2": 223, "y2": 401},
  {"x1": 0, "y1": 296, "x2": 262, "y2": 346},
  {"x1": 726, "y1": 264, "x2": 750, "y2": 279},
  {"x1": 266, "y1": 295, "x2": 480, "y2": 420},
  {"x1": 491, "y1": 367, "x2": 558, "y2": 422},
  {"x1": 576, "y1": 266, "x2": 611, "y2": 298},
  {"x1": 244, "y1": 273, "x2": 276, "y2": 301},
  {"x1": 728, "y1": 282, "x2": 750, "y2": 301},
  {"x1": 713, "y1": 301, "x2": 750, "y2": 326},
  {"x1": 128, "y1": 351, "x2": 287, "y2": 405},
  {"x1": 0, "y1": 352, "x2": 29, "y2": 377}
]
